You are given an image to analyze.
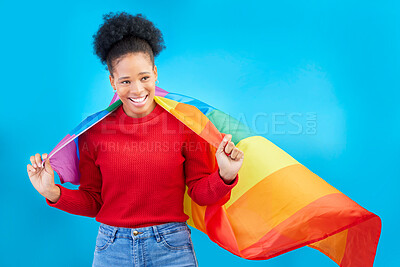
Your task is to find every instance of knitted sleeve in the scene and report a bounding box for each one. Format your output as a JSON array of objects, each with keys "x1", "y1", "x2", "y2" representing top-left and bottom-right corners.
[
  {"x1": 183, "y1": 130, "x2": 238, "y2": 206},
  {"x1": 45, "y1": 131, "x2": 103, "y2": 217}
]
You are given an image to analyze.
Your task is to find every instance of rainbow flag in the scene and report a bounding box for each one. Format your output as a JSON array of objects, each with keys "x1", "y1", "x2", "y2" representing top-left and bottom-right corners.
[{"x1": 46, "y1": 86, "x2": 381, "y2": 266}]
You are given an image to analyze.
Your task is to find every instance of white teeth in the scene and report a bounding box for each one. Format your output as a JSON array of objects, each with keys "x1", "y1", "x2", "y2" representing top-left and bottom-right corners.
[{"x1": 129, "y1": 95, "x2": 147, "y2": 103}]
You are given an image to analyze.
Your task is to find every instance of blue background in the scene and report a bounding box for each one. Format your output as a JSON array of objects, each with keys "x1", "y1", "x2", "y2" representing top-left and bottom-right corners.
[{"x1": 0, "y1": 0, "x2": 397, "y2": 266}]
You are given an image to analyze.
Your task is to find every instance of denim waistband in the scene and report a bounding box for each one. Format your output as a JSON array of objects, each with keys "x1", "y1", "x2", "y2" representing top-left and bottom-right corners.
[{"x1": 98, "y1": 221, "x2": 190, "y2": 241}]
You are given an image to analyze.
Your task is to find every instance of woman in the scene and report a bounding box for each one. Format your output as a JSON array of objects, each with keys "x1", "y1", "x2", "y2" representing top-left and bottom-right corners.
[{"x1": 27, "y1": 12, "x2": 244, "y2": 266}]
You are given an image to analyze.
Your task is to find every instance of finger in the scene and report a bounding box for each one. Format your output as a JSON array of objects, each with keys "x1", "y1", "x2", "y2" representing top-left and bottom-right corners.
[
  {"x1": 41, "y1": 153, "x2": 48, "y2": 168},
  {"x1": 230, "y1": 147, "x2": 239, "y2": 160},
  {"x1": 224, "y1": 141, "x2": 235, "y2": 155},
  {"x1": 30, "y1": 155, "x2": 37, "y2": 168},
  {"x1": 237, "y1": 150, "x2": 244, "y2": 160},
  {"x1": 217, "y1": 134, "x2": 231, "y2": 154},
  {"x1": 35, "y1": 153, "x2": 42, "y2": 168},
  {"x1": 27, "y1": 164, "x2": 36, "y2": 174},
  {"x1": 44, "y1": 155, "x2": 53, "y2": 173}
]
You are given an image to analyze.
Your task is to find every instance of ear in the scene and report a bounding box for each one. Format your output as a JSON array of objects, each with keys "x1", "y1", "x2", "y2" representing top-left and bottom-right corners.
[
  {"x1": 109, "y1": 74, "x2": 116, "y2": 90},
  {"x1": 153, "y1": 65, "x2": 158, "y2": 81}
]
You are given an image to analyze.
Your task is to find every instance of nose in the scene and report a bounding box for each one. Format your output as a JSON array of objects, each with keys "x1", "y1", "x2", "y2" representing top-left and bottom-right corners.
[{"x1": 128, "y1": 83, "x2": 145, "y2": 95}]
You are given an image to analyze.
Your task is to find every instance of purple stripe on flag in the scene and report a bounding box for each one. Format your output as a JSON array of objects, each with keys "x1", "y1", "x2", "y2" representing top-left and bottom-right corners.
[
  {"x1": 48, "y1": 134, "x2": 76, "y2": 157},
  {"x1": 48, "y1": 134, "x2": 80, "y2": 185}
]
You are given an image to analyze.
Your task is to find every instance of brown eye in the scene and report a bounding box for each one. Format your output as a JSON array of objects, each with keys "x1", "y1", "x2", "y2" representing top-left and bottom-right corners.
[
  {"x1": 121, "y1": 81, "x2": 130, "y2": 84},
  {"x1": 142, "y1": 76, "x2": 150, "y2": 81}
]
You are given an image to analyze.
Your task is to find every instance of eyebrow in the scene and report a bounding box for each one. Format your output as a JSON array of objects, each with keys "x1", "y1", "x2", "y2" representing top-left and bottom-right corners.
[{"x1": 118, "y1": 72, "x2": 151, "y2": 81}]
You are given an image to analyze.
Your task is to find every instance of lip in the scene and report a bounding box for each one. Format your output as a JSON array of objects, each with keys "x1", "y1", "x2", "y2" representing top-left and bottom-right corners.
[
  {"x1": 129, "y1": 95, "x2": 147, "y2": 99},
  {"x1": 128, "y1": 94, "x2": 148, "y2": 107}
]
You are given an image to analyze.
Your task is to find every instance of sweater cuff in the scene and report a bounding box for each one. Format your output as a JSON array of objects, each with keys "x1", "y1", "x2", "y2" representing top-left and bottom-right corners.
[{"x1": 210, "y1": 170, "x2": 239, "y2": 195}]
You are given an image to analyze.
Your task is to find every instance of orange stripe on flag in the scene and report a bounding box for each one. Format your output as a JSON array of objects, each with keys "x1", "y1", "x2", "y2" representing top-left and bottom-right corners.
[
  {"x1": 308, "y1": 229, "x2": 348, "y2": 265},
  {"x1": 226, "y1": 164, "x2": 341, "y2": 250},
  {"x1": 174, "y1": 102, "x2": 209, "y2": 135}
]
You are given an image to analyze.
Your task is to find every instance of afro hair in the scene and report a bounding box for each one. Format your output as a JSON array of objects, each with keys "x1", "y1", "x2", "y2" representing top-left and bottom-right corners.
[{"x1": 92, "y1": 11, "x2": 166, "y2": 73}]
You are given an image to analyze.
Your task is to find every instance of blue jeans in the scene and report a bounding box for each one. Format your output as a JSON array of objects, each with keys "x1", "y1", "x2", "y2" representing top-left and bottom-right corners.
[{"x1": 92, "y1": 221, "x2": 199, "y2": 267}]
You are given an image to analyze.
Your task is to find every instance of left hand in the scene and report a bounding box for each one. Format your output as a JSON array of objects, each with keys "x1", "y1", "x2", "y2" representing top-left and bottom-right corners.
[{"x1": 215, "y1": 134, "x2": 244, "y2": 183}]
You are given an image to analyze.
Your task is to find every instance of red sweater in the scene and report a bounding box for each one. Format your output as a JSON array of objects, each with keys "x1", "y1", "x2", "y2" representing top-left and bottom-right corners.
[{"x1": 46, "y1": 103, "x2": 238, "y2": 228}]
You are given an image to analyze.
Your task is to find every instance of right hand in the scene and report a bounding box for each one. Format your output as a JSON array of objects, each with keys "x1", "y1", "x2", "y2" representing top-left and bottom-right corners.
[{"x1": 27, "y1": 153, "x2": 57, "y2": 199}]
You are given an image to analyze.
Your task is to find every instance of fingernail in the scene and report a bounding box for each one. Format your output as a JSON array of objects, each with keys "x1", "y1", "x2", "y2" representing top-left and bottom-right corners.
[{"x1": 33, "y1": 163, "x2": 37, "y2": 168}]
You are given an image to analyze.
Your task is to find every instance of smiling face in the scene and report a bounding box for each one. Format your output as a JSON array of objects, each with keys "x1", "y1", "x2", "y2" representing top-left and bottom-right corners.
[{"x1": 109, "y1": 52, "x2": 158, "y2": 118}]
